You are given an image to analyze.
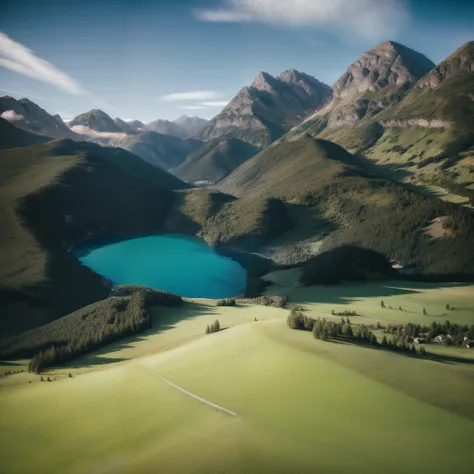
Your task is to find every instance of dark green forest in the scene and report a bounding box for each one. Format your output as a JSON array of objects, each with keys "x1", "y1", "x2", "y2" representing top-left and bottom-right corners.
[{"x1": 0, "y1": 285, "x2": 182, "y2": 373}]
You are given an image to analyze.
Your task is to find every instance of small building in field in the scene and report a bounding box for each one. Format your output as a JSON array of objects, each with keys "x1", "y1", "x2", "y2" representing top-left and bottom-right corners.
[{"x1": 463, "y1": 337, "x2": 474, "y2": 349}]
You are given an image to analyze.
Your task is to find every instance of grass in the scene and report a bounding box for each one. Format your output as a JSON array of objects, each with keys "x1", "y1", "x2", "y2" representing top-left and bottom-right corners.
[
  {"x1": 265, "y1": 268, "x2": 474, "y2": 325},
  {"x1": 1, "y1": 278, "x2": 474, "y2": 473}
]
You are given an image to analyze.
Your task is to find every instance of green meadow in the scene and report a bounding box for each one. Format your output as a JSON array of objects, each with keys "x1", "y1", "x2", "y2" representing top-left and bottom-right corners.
[{"x1": 1, "y1": 276, "x2": 474, "y2": 473}]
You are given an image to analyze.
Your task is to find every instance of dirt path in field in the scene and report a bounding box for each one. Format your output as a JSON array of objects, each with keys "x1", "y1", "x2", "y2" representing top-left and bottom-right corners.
[{"x1": 150, "y1": 371, "x2": 239, "y2": 417}]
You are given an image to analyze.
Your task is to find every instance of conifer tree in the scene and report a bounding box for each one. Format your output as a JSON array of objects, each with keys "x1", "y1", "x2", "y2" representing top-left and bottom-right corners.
[{"x1": 313, "y1": 319, "x2": 322, "y2": 339}]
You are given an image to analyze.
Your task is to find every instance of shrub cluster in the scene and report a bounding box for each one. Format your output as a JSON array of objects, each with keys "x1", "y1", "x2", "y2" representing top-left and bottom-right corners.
[
  {"x1": 216, "y1": 298, "x2": 236, "y2": 306},
  {"x1": 331, "y1": 309, "x2": 358, "y2": 316},
  {"x1": 236, "y1": 295, "x2": 287, "y2": 308},
  {"x1": 205, "y1": 319, "x2": 221, "y2": 334}
]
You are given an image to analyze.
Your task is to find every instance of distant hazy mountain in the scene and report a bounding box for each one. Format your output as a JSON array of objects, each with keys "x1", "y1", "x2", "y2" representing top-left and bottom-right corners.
[
  {"x1": 173, "y1": 136, "x2": 259, "y2": 184},
  {"x1": 113, "y1": 117, "x2": 136, "y2": 134},
  {"x1": 126, "y1": 120, "x2": 147, "y2": 131},
  {"x1": 0, "y1": 96, "x2": 75, "y2": 139},
  {"x1": 146, "y1": 115, "x2": 208, "y2": 138},
  {"x1": 69, "y1": 109, "x2": 122, "y2": 133},
  {"x1": 199, "y1": 70, "x2": 331, "y2": 147},
  {"x1": 114, "y1": 131, "x2": 202, "y2": 170}
]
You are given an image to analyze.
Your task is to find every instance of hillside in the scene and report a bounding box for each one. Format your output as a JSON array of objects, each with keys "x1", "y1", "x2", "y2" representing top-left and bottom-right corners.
[
  {"x1": 0, "y1": 285, "x2": 182, "y2": 371},
  {"x1": 1, "y1": 278, "x2": 474, "y2": 474},
  {"x1": 0, "y1": 118, "x2": 51, "y2": 150},
  {"x1": 199, "y1": 70, "x2": 331, "y2": 147},
  {"x1": 165, "y1": 187, "x2": 291, "y2": 251},
  {"x1": 114, "y1": 131, "x2": 203, "y2": 170},
  {"x1": 0, "y1": 139, "x2": 187, "y2": 336},
  {"x1": 172, "y1": 136, "x2": 259, "y2": 184},
  {"x1": 218, "y1": 135, "x2": 474, "y2": 275}
]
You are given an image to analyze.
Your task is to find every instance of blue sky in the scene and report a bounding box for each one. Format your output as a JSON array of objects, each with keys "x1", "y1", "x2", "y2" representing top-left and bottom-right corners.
[{"x1": 0, "y1": 0, "x2": 473, "y2": 122}]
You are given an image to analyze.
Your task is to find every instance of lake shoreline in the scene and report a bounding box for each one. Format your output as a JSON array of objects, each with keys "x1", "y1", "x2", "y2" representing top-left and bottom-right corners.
[{"x1": 70, "y1": 232, "x2": 273, "y2": 299}]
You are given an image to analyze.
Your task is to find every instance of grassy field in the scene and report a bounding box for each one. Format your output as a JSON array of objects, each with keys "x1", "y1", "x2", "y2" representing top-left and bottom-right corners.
[
  {"x1": 1, "y1": 278, "x2": 474, "y2": 473},
  {"x1": 266, "y1": 269, "x2": 474, "y2": 325}
]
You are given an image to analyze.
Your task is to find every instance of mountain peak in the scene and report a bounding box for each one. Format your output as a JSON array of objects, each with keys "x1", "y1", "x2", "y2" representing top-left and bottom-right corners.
[
  {"x1": 333, "y1": 41, "x2": 435, "y2": 98},
  {"x1": 69, "y1": 109, "x2": 120, "y2": 132},
  {"x1": 417, "y1": 40, "x2": 474, "y2": 89},
  {"x1": 251, "y1": 71, "x2": 278, "y2": 90},
  {"x1": 279, "y1": 69, "x2": 304, "y2": 82}
]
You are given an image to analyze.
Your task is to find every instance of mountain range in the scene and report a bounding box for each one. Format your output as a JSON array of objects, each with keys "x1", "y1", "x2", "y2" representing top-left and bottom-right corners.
[
  {"x1": 198, "y1": 69, "x2": 332, "y2": 147},
  {"x1": 1, "y1": 38, "x2": 474, "y2": 336}
]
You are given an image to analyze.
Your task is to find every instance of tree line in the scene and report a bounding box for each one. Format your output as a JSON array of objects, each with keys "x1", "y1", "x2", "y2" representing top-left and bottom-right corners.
[
  {"x1": 384, "y1": 320, "x2": 474, "y2": 347},
  {"x1": 205, "y1": 320, "x2": 221, "y2": 334},
  {"x1": 0, "y1": 286, "x2": 182, "y2": 373},
  {"x1": 287, "y1": 308, "x2": 428, "y2": 356}
]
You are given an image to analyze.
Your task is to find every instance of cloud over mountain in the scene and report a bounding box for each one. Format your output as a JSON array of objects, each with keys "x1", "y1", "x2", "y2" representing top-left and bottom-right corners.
[{"x1": 0, "y1": 110, "x2": 24, "y2": 122}]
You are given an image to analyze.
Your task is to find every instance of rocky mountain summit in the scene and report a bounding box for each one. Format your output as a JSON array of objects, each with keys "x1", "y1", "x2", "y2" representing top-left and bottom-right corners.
[
  {"x1": 333, "y1": 41, "x2": 435, "y2": 99},
  {"x1": 69, "y1": 109, "x2": 122, "y2": 133},
  {"x1": 298, "y1": 41, "x2": 436, "y2": 131},
  {"x1": 199, "y1": 70, "x2": 331, "y2": 147},
  {"x1": 416, "y1": 41, "x2": 474, "y2": 89}
]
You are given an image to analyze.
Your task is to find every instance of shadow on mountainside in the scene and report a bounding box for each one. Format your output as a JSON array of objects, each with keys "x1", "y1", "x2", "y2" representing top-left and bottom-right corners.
[{"x1": 269, "y1": 278, "x2": 473, "y2": 307}]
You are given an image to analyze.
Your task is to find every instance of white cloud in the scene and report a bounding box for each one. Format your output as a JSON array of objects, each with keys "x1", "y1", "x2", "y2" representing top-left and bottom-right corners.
[
  {"x1": 0, "y1": 32, "x2": 85, "y2": 95},
  {"x1": 200, "y1": 101, "x2": 229, "y2": 107},
  {"x1": 69, "y1": 125, "x2": 126, "y2": 140},
  {"x1": 161, "y1": 91, "x2": 223, "y2": 101},
  {"x1": 0, "y1": 110, "x2": 24, "y2": 121},
  {"x1": 195, "y1": 0, "x2": 410, "y2": 41}
]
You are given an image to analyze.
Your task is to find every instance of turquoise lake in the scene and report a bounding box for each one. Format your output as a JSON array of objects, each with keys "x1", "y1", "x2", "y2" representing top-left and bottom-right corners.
[{"x1": 73, "y1": 234, "x2": 246, "y2": 299}]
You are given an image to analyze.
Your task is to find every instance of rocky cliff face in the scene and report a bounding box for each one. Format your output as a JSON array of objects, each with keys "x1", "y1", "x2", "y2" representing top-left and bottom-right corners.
[
  {"x1": 199, "y1": 70, "x2": 331, "y2": 147},
  {"x1": 0, "y1": 96, "x2": 74, "y2": 138},
  {"x1": 299, "y1": 41, "x2": 436, "y2": 131},
  {"x1": 333, "y1": 41, "x2": 435, "y2": 98},
  {"x1": 69, "y1": 109, "x2": 122, "y2": 133},
  {"x1": 416, "y1": 41, "x2": 474, "y2": 89}
]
